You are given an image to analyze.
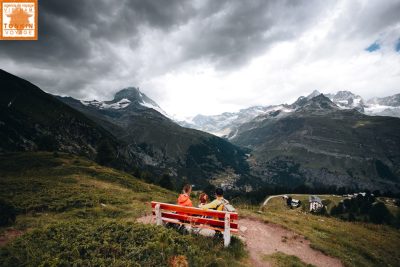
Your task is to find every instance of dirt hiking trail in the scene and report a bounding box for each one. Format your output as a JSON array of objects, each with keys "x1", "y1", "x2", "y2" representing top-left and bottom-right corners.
[
  {"x1": 239, "y1": 218, "x2": 342, "y2": 267},
  {"x1": 137, "y1": 215, "x2": 343, "y2": 267}
]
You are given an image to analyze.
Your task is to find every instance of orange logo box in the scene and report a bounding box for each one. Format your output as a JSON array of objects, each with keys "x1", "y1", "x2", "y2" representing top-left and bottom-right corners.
[{"x1": 0, "y1": 0, "x2": 38, "y2": 40}]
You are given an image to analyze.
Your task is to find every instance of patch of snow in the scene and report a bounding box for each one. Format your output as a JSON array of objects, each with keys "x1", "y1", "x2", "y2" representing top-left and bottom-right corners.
[
  {"x1": 353, "y1": 98, "x2": 361, "y2": 107},
  {"x1": 364, "y1": 104, "x2": 400, "y2": 118},
  {"x1": 210, "y1": 127, "x2": 232, "y2": 137},
  {"x1": 364, "y1": 104, "x2": 392, "y2": 113},
  {"x1": 81, "y1": 98, "x2": 131, "y2": 109},
  {"x1": 281, "y1": 107, "x2": 295, "y2": 113},
  {"x1": 103, "y1": 98, "x2": 131, "y2": 109},
  {"x1": 81, "y1": 100, "x2": 101, "y2": 107},
  {"x1": 140, "y1": 100, "x2": 168, "y2": 116},
  {"x1": 228, "y1": 129, "x2": 239, "y2": 140}
]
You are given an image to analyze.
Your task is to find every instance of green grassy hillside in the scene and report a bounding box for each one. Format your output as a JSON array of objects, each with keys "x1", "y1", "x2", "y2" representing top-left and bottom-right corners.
[
  {"x1": 0, "y1": 152, "x2": 246, "y2": 266},
  {"x1": 240, "y1": 195, "x2": 400, "y2": 267}
]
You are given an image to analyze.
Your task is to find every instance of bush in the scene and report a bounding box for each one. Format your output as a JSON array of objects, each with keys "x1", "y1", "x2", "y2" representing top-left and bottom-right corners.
[
  {"x1": 36, "y1": 135, "x2": 58, "y2": 151},
  {"x1": 96, "y1": 140, "x2": 117, "y2": 166},
  {"x1": 348, "y1": 213, "x2": 356, "y2": 222},
  {"x1": 159, "y1": 173, "x2": 174, "y2": 190},
  {"x1": 330, "y1": 202, "x2": 345, "y2": 216},
  {"x1": 0, "y1": 199, "x2": 17, "y2": 226},
  {"x1": 369, "y1": 202, "x2": 393, "y2": 224}
]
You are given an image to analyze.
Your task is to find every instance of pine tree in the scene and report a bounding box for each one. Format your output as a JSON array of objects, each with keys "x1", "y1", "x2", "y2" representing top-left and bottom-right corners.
[
  {"x1": 96, "y1": 140, "x2": 116, "y2": 166},
  {"x1": 159, "y1": 173, "x2": 174, "y2": 190},
  {"x1": 369, "y1": 202, "x2": 393, "y2": 224}
]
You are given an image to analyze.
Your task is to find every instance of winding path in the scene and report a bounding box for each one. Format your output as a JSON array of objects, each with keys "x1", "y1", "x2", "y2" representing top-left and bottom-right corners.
[{"x1": 263, "y1": 194, "x2": 286, "y2": 206}]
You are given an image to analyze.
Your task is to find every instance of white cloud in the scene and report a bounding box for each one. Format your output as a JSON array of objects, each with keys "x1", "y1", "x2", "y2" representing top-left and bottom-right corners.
[{"x1": 138, "y1": 0, "x2": 400, "y2": 118}]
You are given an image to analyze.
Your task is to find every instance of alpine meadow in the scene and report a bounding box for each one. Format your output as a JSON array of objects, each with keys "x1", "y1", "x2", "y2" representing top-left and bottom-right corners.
[{"x1": 1, "y1": 1, "x2": 400, "y2": 266}]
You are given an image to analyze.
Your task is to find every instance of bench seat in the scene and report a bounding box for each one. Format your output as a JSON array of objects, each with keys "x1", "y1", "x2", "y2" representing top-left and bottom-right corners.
[{"x1": 151, "y1": 201, "x2": 239, "y2": 246}]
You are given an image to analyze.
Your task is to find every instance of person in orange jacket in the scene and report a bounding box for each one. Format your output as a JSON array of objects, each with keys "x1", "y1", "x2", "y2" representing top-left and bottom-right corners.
[{"x1": 177, "y1": 184, "x2": 193, "y2": 207}]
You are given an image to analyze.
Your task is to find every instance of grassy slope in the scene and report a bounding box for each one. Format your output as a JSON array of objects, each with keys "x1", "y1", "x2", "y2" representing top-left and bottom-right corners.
[
  {"x1": 262, "y1": 252, "x2": 314, "y2": 267},
  {"x1": 0, "y1": 152, "x2": 246, "y2": 266},
  {"x1": 239, "y1": 195, "x2": 400, "y2": 267}
]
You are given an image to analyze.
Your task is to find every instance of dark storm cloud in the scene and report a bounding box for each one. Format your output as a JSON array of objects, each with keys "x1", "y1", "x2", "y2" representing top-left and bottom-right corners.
[
  {"x1": 0, "y1": 0, "x2": 399, "y2": 100},
  {"x1": 0, "y1": 0, "x2": 196, "y2": 97},
  {"x1": 0, "y1": 0, "x2": 193, "y2": 65},
  {"x1": 178, "y1": 0, "x2": 331, "y2": 67},
  {"x1": 329, "y1": 1, "x2": 400, "y2": 39}
]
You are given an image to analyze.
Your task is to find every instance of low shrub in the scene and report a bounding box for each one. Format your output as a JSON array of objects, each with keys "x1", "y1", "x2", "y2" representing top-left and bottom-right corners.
[
  {"x1": 0, "y1": 199, "x2": 16, "y2": 226},
  {"x1": 0, "y1": 221, "x2": 245, "y2": 266}
]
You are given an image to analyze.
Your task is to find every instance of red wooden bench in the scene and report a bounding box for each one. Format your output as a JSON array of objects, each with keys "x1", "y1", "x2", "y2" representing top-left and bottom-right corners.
[{"x1": 151, "y1": 201, "x2": 239, "y2": 247}]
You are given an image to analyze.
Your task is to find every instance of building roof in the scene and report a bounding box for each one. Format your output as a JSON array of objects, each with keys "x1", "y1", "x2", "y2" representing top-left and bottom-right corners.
[{"x1": 309, "y1": 195, "x2": 322, "y2": 204}]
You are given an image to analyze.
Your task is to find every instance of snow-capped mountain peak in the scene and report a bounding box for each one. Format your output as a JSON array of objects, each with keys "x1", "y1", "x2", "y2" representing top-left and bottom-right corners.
[
  {"x1": 367, "y1": 93, "x2": 400, "y2": 107},
  {"x1": 81, "y1": 98, "x2": 131, "y2": 109},
  {"x1": 177, "y1": 90, "x2": 400, "y2": 137},
  {"x1": 80, "y1": 87, "x2": 168, "y2": 116},
  {"x1": 324, "y1": 90, "x2": 364, "y2": 111},
  {"x1": 307, "y1": 90, "x2": 321, "y2": 99}
]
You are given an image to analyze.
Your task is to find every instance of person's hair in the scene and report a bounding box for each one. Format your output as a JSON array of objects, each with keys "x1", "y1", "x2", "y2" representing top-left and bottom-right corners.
[
  {"x1": 182, "y1": 184, "x2": 192, "y2": 194},
  {"x1": 215, "y1": 188, "x2": 223, "y2": 196},
  {"x1": 199, "y1": 192, "x2": 208, "y2": 204}
]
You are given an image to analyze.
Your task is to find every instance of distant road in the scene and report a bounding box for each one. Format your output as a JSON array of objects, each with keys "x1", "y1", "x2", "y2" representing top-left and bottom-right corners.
[{"x1": 263, "y1": 194, "x2": 286, "y2": 206}]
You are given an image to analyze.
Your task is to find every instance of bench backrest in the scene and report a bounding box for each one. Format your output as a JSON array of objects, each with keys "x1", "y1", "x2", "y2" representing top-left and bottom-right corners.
[{"x1": 151, "y1": 201, "x2": 238, "y2": 230}]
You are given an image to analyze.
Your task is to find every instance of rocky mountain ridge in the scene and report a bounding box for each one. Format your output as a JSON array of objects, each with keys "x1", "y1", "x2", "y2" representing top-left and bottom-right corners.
[
  {"x1": 0, "y1": 69, "x2": 120, "y2": 160},
  {"x1": 57, "y1": 88, "x2": 250, "y2": 187},
  {"x1": 179, "y1": 90, "x2": 400, "y2": 137},
  {"x1": 230, "y1": 94, "x2": 400, "y2": 192}
]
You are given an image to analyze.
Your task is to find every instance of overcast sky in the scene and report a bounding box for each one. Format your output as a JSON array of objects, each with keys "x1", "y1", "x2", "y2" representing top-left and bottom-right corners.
[{"x1": 1, "y1": 0, "x2": 400, "y2": 119}]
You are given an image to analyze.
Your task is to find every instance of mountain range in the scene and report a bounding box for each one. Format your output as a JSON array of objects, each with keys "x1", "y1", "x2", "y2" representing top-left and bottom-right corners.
[
  {"x1": 230, "y1": 94, "x2": 400, "y2": 192},
  {"x1": 179, "y1": 90, "x2": 400, "y2": 138},
  {"x1": 1, "y1": 69, "x2": 399, "y2": 193},
  {"x1": 0, "y1": 69, "x2": 249, "y2": 188}
]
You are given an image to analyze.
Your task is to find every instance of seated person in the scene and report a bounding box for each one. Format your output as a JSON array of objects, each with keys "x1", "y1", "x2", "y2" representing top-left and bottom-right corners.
[
  {"x1": 198, "y1": 192, "x2": 209, "y2": 208},
  {"x1": 201, "y1": 188, "x2": 226, "y2": 211},
  {"x1": 201, "y1": 188, "x2": 230, "y2": 238},
  {"x1": 177, "y1": 184, "x2": 193, "y2": 207}
]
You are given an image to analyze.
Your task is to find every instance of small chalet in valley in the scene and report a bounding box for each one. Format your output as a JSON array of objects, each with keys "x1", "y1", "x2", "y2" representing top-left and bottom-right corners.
[
  {"x1": 282, "y1": 195, "x2": 301, "y2": 208},
  {"x1": 309, "y1": 195, "x2": 323, "y2": 212}
]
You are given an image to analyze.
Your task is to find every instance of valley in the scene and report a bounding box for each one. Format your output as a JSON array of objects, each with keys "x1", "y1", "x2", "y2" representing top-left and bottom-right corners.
[
  {"x1": 1, "y1": 153, "x2": 399, "y2": 266},
  {"x1": 2, "y1": 1, "x2": 400, "y2": 266},
  {"x1": 1, "y1": 69, "x2": 400, "y2": 194}
]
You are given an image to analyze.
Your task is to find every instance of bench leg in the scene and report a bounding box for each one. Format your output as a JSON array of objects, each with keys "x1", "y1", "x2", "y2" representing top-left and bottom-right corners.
[
  {"x1": 224, "y1": 213, "x2": 231, "y2": 247},
  {"x1": 155, "y1": 203, "x2": 162, "y2": 226}
]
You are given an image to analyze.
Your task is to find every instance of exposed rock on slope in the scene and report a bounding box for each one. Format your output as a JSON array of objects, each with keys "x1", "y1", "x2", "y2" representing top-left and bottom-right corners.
[{"x1": 231, "y1": 95, "x2": 400, "y2": 192}]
